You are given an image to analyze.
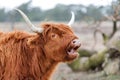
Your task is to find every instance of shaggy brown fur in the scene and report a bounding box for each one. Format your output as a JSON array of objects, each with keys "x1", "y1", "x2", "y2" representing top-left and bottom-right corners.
[{"x1": 0, "y1": 23, "x2": 79, "y2": 80}]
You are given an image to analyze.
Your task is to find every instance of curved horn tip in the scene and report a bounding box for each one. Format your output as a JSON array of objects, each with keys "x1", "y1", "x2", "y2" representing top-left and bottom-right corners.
[
  {"x1": 14, "y1": 8, "x2": 22, "y2": 13},
  {"x1": 14, "y1": 8, "x2": 19, "y2": 11},
  {"x1": 14, "y1": 8, "x2": 44, "y2": 33},
  {"x1": 68, "y1": 11, "x2": 75, "y2": 26},
  {"x1": 71, "y1": 11, "x2": 74, "y2": 15}
]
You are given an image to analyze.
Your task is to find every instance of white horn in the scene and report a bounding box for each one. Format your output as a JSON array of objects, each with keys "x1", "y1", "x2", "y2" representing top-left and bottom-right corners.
[
  {"x1": 68, "y1": 11, "x2": 75, "y2": 26},
  {"x1": 15, "y1": 8, "x2": 44, "y2": 33}
]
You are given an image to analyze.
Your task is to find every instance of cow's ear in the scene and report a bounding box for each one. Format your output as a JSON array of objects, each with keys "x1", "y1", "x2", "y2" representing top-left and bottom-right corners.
[
  {"x1": 46, "y1": 24, "x2": 50, "y2": 27},
  {"x1": 27, "y1": 38, "x2": 35, "y2": 48},
  {"x1": 27, "y1": 37, "x2": 39, "y2": 48},
  {"x1": 44, "y1": 24, "x2": 51, "y2": 28}
]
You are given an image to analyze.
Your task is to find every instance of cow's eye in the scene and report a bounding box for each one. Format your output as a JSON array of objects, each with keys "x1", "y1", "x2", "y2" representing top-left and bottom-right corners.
[{"x1": 51, "y1": 33, "x2": 57, "y2": 38}]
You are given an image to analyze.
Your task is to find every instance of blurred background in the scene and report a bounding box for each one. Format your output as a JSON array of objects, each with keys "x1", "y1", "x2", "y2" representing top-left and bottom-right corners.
[{"x1": 0, "y1": 0, "x2": 120, "y2": 80}]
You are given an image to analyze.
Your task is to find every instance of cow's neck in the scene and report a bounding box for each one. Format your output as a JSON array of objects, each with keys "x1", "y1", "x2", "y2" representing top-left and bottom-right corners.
[
  {"x1": 40, "y1": 58, "x2": 58, "y2": 80},
  {"x1": 29, "y1": 35, "x2": 59, "y2": 80},
  {"x1": 30, "y1": 48, "x2": 59, "y2": 80},
  {"x1": 31, "y1": 47, "x2": 58, "y2": 79}
]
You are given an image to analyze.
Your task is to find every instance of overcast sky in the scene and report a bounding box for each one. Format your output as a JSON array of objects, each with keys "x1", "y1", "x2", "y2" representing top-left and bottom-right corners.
[{"x1": 0, "y1": 0, "x2": 114, "y2": 10}]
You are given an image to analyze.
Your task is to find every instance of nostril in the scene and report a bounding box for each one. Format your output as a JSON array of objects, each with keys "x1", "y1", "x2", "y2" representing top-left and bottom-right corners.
[
  {"x1": 72, "y1": 39, "x2": 81, "y2": 45},
  {"x1": 72, "y1": 40, "x2": 76, "y2": 43}
]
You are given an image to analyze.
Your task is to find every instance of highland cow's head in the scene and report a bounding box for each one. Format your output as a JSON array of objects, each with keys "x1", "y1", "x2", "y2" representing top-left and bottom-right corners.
[{"x1": 16, "y1": 9, "x2": 81, "y2": 62}]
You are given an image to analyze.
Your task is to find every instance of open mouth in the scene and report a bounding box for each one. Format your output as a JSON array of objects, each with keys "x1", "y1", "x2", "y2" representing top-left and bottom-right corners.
[{"x1": 66, "y1": 39, "x2": 81, "y2": 58}]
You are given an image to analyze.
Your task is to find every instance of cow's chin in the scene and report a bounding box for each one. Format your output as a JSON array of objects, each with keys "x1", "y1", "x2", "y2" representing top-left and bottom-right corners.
[
  {"x1": 65, "y1": 48, "x2": 80, "y2": 61},
  {"x1": 66, "y1": 49, "x2": 79, "y2": 61},
  {"x1": 68, "y1": 51, "x2": 79, "y2": 58}
]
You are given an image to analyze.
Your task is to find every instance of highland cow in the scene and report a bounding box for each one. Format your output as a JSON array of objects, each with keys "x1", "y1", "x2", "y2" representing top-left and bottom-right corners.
[{"x1": 0, "y1": 9, "x2": 81, "y2": 80}]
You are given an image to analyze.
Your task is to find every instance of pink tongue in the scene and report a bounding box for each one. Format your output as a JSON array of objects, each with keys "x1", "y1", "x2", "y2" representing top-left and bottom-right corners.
[
  {"x1": 68, "y1": 49, "x2": 75, "y2": 54},
  {"x1": 68, "y1": 49, "x2": 79, "y2": 57}
]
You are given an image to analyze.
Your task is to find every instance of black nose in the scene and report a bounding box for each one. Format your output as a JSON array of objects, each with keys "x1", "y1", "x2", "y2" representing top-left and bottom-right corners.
[{"x1": 72, "y1": 39, "x2": 81, "y2": 45}]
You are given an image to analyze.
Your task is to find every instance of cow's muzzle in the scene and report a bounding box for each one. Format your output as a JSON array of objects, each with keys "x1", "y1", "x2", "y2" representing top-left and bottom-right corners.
[{"x1": 67, "y1": 39, "x2": 81, "y2": 58}]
